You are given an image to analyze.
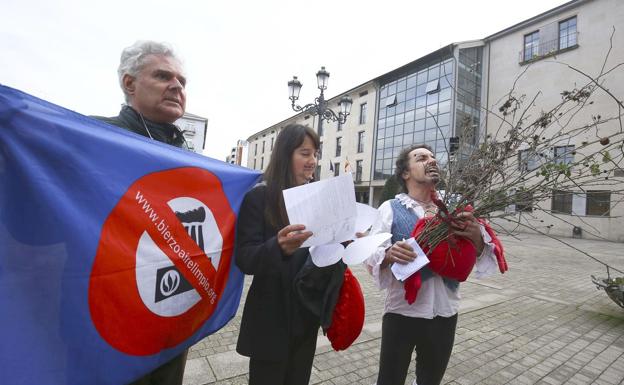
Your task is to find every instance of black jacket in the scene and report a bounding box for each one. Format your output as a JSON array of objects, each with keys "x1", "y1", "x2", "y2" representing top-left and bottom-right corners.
[
  {"x1": 235, "y1": 184, "x2": 344, "y2": 361},
  {"x1": 93, "y1": 105, "x2": 187, "y2": 148}
]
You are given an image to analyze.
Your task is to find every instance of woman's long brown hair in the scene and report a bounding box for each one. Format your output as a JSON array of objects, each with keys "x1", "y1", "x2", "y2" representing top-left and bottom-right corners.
[{"x1": 263, "y1": 124, "x2": 320, "y2": 229}]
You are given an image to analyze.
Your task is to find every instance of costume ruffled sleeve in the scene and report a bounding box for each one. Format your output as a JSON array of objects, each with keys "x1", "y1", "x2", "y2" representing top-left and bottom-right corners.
[
  {"x1": 364, "y1": 200, "x2": 395, "y2": 289},
  {"x1": 473, "y1": 224, "x2": 498, "y2": 279}
]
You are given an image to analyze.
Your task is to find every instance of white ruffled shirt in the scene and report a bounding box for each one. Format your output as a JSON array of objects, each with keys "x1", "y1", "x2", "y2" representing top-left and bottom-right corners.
[{"x1": 365, "y1": 193, "x2": 498, "y2": 319}]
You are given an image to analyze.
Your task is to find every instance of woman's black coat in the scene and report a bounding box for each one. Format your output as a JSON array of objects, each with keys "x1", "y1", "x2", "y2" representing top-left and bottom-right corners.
[{"x1": 234, "y1": 185, "x2": 319, "y2": 361}]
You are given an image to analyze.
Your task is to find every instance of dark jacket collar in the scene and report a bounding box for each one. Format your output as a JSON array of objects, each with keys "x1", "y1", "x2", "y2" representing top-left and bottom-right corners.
[{"x1": 116, "y1": 105, "x2": 187, "y2": 148}]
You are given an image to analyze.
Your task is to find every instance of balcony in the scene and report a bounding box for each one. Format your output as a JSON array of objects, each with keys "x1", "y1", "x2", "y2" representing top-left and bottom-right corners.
[{"x1": 519, "y1": 32, "x2": 578, "y2": 64}]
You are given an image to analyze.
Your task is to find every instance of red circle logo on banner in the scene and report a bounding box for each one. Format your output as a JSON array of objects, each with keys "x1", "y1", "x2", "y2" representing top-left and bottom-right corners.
[{"x1": 89, "y1": 167, "x2": 235, "y2": 356}]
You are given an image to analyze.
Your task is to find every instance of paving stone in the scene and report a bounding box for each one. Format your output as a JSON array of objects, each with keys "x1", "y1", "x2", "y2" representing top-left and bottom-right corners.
[
  {"x1": 183, "y1": 357, "x2": 215, "y2": 385},
  {"x1": 184, "y1": 234, "x2": 624, "y2": 385},
  {"x1": 206, "y1": 351, "x2": 248, "y2": 381}
]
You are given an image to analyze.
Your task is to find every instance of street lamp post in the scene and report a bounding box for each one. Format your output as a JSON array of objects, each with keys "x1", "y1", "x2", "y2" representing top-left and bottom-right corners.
[{"x1": 287, "y1": 66, "x2": 353, "y2": 125}]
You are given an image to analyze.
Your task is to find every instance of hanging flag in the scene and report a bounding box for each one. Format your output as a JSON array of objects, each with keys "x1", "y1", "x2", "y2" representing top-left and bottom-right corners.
[
  {"x1": 0, "y1": 85, "x2": 261, "y2": 385},
  {"x1": 344, "y1": 157, "x2": 352, "y2": 173}
]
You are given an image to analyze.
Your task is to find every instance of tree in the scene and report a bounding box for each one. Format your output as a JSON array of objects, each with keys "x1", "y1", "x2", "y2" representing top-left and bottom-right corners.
[
  {"x1": 416, "y1": 31, "x2": 624, "y2": 281},
  {"x1": 379, "y1": 175, "x2": 400, "y2": 206}
]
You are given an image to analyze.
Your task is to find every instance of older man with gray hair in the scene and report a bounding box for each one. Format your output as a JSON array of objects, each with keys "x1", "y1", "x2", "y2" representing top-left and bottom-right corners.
[
  {"x1": 94, "y1": 40, "x2": 189, "y2": 385},
  {"x1": 96, "y1": 40, "x2": 188, "y2": 149}
]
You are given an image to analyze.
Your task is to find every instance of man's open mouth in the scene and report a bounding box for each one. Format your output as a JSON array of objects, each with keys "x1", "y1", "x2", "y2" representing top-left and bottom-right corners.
[{"x1": 426, "y1": 166, "x2": 439, "y2": 175}]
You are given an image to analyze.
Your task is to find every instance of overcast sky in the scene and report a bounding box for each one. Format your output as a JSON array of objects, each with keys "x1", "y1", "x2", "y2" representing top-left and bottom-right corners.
[{"x1": 1, "y1": 0, "x2": 569, "y2": 159}]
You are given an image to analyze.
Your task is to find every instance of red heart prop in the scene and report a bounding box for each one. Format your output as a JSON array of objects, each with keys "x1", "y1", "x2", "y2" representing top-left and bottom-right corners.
[
  {"x1": 411, "y1": 217, "x2": 477, "y2": 282},
  {"x1": 327, "y1": 268, "x2": 365, "y2": 351}
]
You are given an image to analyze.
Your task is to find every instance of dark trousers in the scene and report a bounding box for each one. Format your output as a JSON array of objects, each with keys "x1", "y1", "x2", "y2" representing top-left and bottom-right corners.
[
  {"x1": 376, "y1": 312, "x2": 458, "y2": 385},
  {"x1": 127, "y1": 350, "x2": 188, "y2": 385},
  {"x1": 248, "y1": 331, "x2": 318, "y2": 385}
]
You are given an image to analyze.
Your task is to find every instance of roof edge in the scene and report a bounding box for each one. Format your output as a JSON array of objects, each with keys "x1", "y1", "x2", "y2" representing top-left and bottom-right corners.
[{"x1": 485, "y1": 0, "x2": 587, "y2": 41}]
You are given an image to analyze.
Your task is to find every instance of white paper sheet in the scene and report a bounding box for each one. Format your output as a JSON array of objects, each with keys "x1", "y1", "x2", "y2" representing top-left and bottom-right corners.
[
  {"x1": 283, "y1": 174, "x2": 393, "y2": 267},
  {"x1": 310, "y1": 243, "x2": 344, "y2": 267},
  {"x1": 343, "y1": 232, "x2": 392, "y2": 265},
  {"x1": 283, "y1": 174, "x2": 356, "y2": 247},
  {"x1": 310, "y1": 232, "x2": 391, "y2": 267},
  {"x1": 390, "y1": 237, "x2": 430, "y2": 281},
  {"x1": 354, "y1": 202, "x2": 379, "y2": 237}
]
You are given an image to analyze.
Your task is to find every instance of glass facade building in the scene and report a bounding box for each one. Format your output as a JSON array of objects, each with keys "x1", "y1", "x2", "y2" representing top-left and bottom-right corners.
[
  {"x1": 373, "y1": 45, "x2": 483, "y2": 180},
  {"x1": 455, "y1": 47, "x2": 483, "y2": 147},
  {"x1": 374, "y1": 56, "x2": 454, "y2": 180}
]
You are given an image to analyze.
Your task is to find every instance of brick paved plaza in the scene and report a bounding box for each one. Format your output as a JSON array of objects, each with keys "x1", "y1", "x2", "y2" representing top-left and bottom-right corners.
[{"x1": 182, "y1": 234, "x2": 624, "y2": 385}]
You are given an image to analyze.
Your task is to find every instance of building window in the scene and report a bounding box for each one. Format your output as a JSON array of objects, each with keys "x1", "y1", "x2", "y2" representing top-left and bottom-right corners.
[
  {"x1": 515, "y1": 189, "x2": 533, "y2": 212},
  {"x1": 260, "y1": 157, "x2": 264, "y2": 170},
  {"x1": 355, "y1": 160, "x2": 363, "y2": 182},
  {"x1": 425, "y1": 79, "x2": 440, "y2": 94},
  {"x1": 270, "y1": 137, "x2": 274, "y2": 150},
  {"x1": 253, "y1": 158, "x2": 257, "y2": 169},
  {"x1": 524, "y1": 31, "x2": 540, "y2": 61},
  {"x1": 374, "y1": 58, "x2": 458, "y2": 181},
  {"x1": 334, "y1": 162, "x2": 340, "y2": 177},
  {"x1": 553, "y1": 145, "x2": 574, "y2": 165},
  {"x1": 359, "y1": 103, "x2": 367, "y2": 125},
  {"x1": 552, "y1": 190, "x2": 573, "y2": 214},
  {"x1": 318, "y1": 141, "x2": 323, "y2": 160},
  {"x1": 586, "y1": 190, "x2": 610, "y2": 216},
  {"x1": 262, "y1": 141, "x2": 265, "y2": 154},
  {"x1": 355, "y1": 191, "x2": 369, "y2": 204},
  {"x1": 183, "y1": 123, "x2": 196, "y2": 136},
  {"x1": 254, "y1": 143, "x2": 258, "y2": 156},
  {"x1": 315, "y1": 165, "x2": 321, "y2": 181},
  {"x1": 559, "y1": 16, "x2": 577, "y2": 50},
  {"x1": 336, "y1": 137, "x2": 342, "y2": 157},
  {"x1": 357, "y1": 131, "x2": 365, "y2": 153},
  {"x1": 518, "y1": 149, "x2": 540, "y2": 171}
]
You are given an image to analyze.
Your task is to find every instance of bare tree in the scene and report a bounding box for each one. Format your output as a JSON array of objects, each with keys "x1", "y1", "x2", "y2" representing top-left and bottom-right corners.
[{"x1": 418, "y1": 31, "x2": 624, "y2": 285}]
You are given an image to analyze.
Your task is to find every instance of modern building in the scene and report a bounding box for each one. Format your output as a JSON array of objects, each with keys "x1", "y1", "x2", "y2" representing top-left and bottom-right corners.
[
  {"x1": 484, "y1": 0, "x2": 624, "y2": 240},
  {"x1": 245, "y1": 0, "x2": 624, "y2": 241},
  {"x1": 246, "y1": 126, "x2": 278, "y2": 172},
  {"x1": 175, "y1": 112, "x2": 208, "y2": 154},
  {"x1": 226, "y1": 140, "x2": 249, "y2": 166},
  {"x1": 371, "y1": 41, "x2": 486, "y2": 206}
]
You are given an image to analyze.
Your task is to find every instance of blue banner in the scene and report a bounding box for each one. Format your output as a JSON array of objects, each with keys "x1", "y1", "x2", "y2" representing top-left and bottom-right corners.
[{"x1": 0, "y1": 85, "x2": 261, "y2": 384}]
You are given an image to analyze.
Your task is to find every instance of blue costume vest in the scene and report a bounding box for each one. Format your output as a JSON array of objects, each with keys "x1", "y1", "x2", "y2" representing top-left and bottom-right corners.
[{"x1": 390, "y1": 199, "x2": 459, "y2": 292}]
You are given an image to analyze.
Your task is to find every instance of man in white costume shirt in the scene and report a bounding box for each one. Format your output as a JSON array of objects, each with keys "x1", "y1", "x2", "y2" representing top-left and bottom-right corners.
[{"x1": 365, "y1": 144, "x2": 499, "y2": 385}]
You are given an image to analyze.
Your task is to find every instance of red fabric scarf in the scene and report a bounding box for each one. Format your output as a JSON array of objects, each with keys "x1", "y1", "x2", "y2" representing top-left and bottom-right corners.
[{"x1": 403, "y1": 203, "x2": 508, "y2": 304}]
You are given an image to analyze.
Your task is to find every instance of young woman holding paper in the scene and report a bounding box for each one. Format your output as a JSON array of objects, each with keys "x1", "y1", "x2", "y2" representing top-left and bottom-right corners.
[{"x1": 234, "y1": 124, "x2": 343, "y2": 385}]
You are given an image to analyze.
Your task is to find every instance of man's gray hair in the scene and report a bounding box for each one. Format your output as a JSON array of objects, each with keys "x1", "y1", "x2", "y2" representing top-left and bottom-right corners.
[{"x1": 117, "y1": 40, "x2": 181, "y2": 103}]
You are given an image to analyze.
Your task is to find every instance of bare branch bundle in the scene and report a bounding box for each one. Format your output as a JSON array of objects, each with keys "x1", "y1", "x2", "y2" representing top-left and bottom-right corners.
[{"x1": 417, "y1": 44, "x2": 624, "y2": 273}]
